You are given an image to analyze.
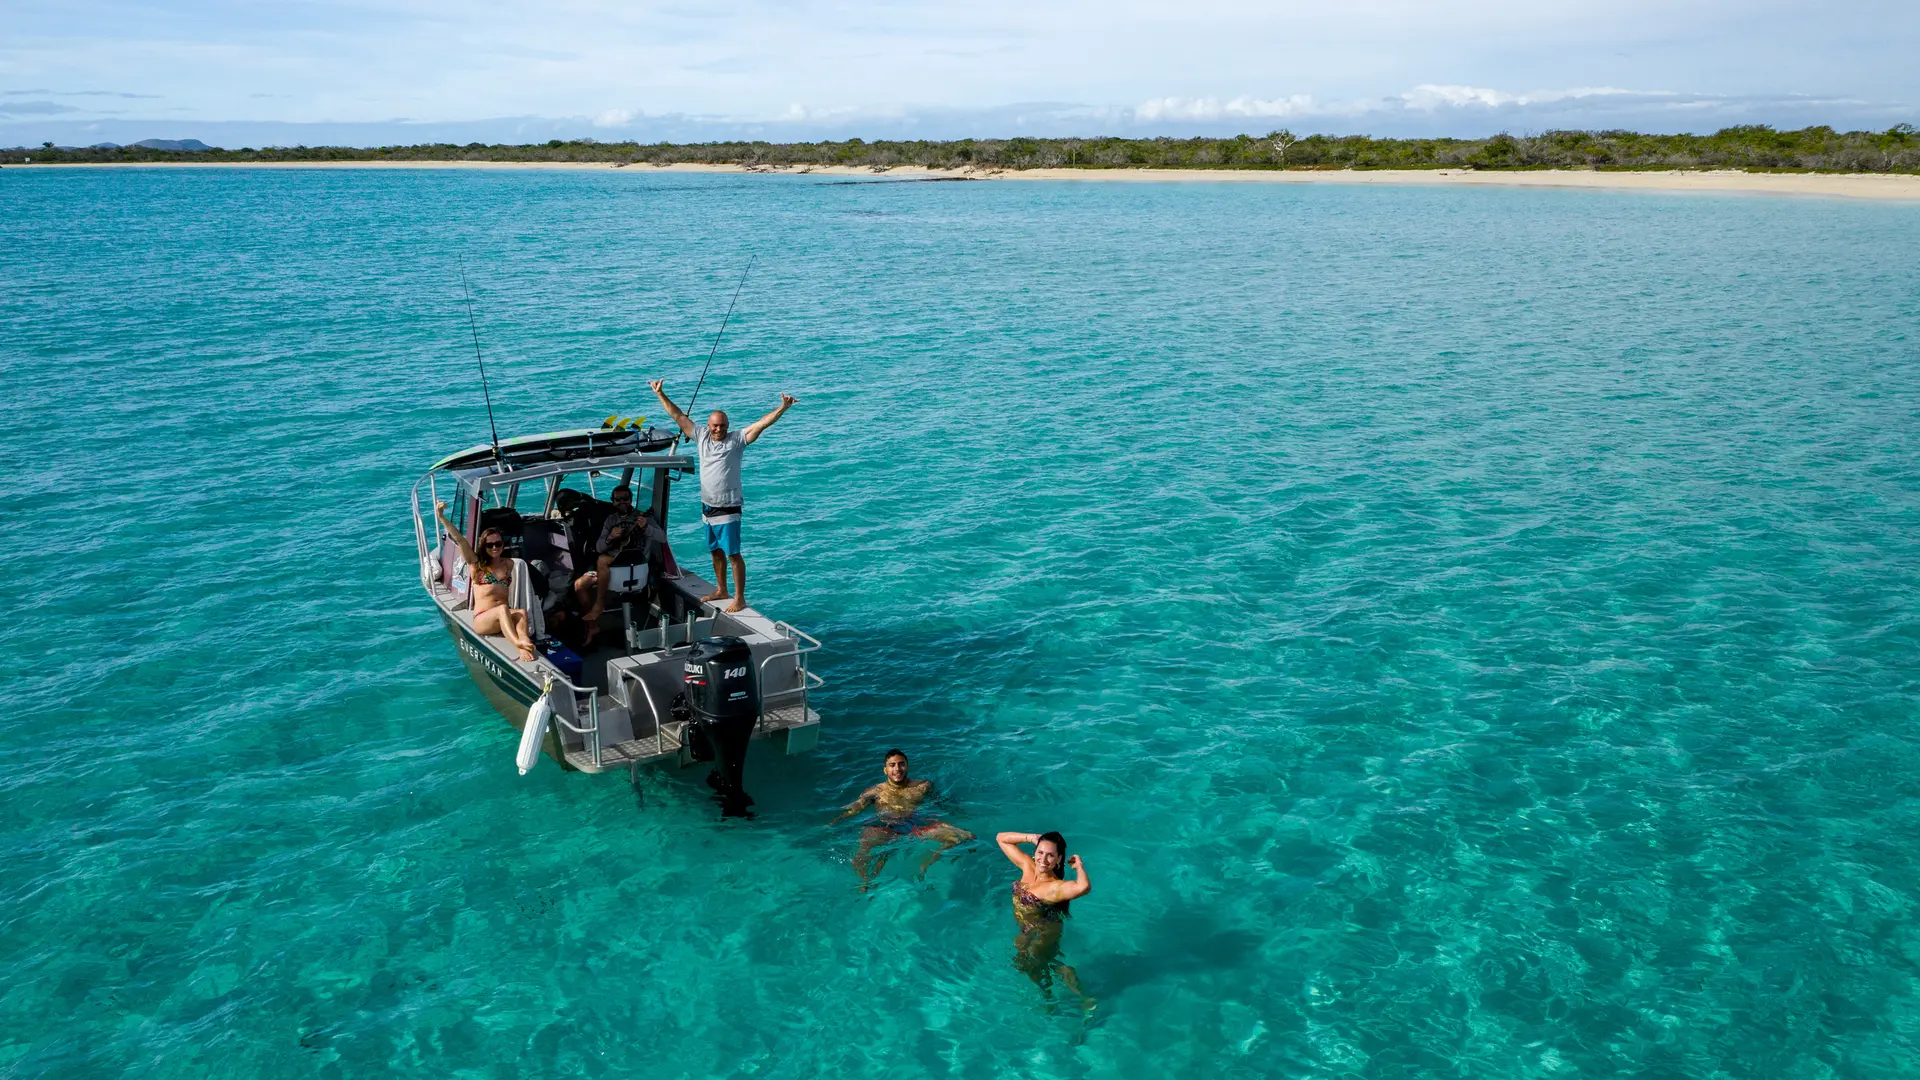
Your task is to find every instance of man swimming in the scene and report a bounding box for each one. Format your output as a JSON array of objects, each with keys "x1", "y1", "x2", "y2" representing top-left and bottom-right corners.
[{"x1": 832, "y1": 749, "x2": 974, "y2": 882}]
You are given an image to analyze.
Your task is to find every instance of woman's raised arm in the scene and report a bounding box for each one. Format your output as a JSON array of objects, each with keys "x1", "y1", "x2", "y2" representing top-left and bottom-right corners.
[
  {"x1": 435, "y1": 501, "x2": 480, "y2": 566},
  {"x1": 996, "y1": 832, "x2": 1038, "y2": 872},
  {"x1": 1062, "y1": 854, "x2": 1092, "y2": 900}
]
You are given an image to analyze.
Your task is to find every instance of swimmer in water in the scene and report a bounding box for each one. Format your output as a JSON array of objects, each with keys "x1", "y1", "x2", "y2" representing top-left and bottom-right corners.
[
  {"x1": 997, "y1": 830, "x2": 1094, "y2": 1010},
  {"x1": 832, "y1": 749, "x2": 974, "y2": 882}
]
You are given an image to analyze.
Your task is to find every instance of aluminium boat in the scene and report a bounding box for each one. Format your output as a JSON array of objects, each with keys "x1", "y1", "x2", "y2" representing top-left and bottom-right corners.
[{"x1": 409, "y1": 423, "x2": 822, "y2": 795}]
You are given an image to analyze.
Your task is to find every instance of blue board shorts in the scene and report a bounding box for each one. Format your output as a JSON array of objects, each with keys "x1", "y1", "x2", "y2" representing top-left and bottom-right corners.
[{"x1": 703, "y1": 505, "x2": 742, "y2": 556}]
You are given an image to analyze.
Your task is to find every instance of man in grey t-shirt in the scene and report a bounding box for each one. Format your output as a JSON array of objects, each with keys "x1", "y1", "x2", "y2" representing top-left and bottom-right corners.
[{"x1": 650, "y1": 379, "x2": 797, "y2": 612}]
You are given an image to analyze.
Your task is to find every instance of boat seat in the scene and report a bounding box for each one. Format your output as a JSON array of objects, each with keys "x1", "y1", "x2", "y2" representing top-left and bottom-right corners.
[
  {"x1": 477, "y1": 507, "x2": 525, "y2": 558},
  {"x1": 520, "y1": 520, "x2": 574, "y2": 610},
  {"x1": 508, "y1": 558, "x2": 545, "y2": 639},
  {"x1": 556, "y1": 496, "x2": 661, "y2": 614},
  {"x1": 564, "y1": 499, "x2": 615, "y2": 569},
  {"x1": 605, "y1": 558, "x2": 651, "y2": 601},
  {"x1": 521, "y1": 519, "x2": 565, "y2": 561}
]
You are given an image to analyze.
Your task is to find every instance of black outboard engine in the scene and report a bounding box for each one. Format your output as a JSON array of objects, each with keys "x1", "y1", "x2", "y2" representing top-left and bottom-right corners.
[{"x1": 682, "y1": 637, "x2": 760, "y2": 816}]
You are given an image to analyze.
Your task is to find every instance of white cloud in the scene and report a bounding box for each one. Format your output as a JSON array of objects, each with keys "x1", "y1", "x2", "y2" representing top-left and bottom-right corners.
[
  {"x1": 1128, "y1": 84, "x2": 1692, "y2": 126},
  {"x1": 1135, "y1": 95, "x2": 1327, "y2": 121},
  {"x1": 1400, "y1": 84, "x2": 1522, "y2": 109},
  {"x1": 1399, "y1": 84, "x2": 1666, "y2": 110},
  {"x1": 771, "y1": 103, "x2": 873, "y2": 123}
]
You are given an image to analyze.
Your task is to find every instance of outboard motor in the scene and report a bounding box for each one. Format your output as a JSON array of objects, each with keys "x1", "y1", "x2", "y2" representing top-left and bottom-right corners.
[{"x1": 682, "y1": 636, "x2": 760, "y2": 816}]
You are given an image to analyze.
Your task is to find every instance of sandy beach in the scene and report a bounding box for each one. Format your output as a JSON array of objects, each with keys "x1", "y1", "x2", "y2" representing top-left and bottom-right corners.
[
  {"x1": 996, "y1": 166, "x2": 1920, "y2": 201},
  {"x1": 21, "y1": 159, "x2": 1920, "y2": 200}
]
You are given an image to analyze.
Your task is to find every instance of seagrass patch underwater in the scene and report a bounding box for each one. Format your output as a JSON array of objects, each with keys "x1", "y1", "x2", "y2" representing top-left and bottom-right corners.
[{"x1": 2, "y1": 166, "x2": 1918, "y2": 1078}]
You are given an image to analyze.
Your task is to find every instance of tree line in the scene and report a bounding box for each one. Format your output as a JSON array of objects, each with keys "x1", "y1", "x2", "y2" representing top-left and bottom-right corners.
[{"x1": 7, "y1": 126, "x2": 1919, "y2": 172}]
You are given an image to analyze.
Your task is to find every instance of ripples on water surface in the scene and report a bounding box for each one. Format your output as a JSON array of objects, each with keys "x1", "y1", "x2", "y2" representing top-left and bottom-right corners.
[{"x1": 2, "y1": 168, "x2": 1918, "y2": 1077}]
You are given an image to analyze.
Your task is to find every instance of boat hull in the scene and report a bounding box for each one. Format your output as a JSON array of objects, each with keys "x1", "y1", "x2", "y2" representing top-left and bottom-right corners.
[{"x1": 440, "y1": 612, "x2": 578, "y2": 770}]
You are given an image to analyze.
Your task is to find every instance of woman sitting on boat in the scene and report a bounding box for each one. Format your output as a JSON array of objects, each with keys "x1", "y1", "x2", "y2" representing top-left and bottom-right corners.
[
  {"x1": 997, "y1": 830, "x2": 1094, "y2": 1008},
  {"x1": 436, "y1": 500, "x2": 538, "y2": 662}
]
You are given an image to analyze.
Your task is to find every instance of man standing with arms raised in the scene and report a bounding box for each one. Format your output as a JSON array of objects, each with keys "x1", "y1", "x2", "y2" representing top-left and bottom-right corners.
[{"x1": 649, "y1": 379, "x2": 796, "y2": 613}]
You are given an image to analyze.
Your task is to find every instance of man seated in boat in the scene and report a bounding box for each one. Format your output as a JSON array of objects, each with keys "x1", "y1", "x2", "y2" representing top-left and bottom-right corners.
[
  {"x1": 435, "y1": 501, "x2": 538, "y2": 662},
  {"x1": 579, "y1": 484, "x2": 663, "y2": 645},
  {"x1": 832, "y1": 749, "x2": 974, "y2": 883},
  {"x1": 649, "y1": 379, "x2": 796, "y2": 613}
]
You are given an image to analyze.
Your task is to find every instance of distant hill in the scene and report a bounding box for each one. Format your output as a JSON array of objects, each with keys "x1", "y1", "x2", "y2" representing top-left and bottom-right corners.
[{"x1": 130, "y1": 139, "x2": 212, "y2": 152}]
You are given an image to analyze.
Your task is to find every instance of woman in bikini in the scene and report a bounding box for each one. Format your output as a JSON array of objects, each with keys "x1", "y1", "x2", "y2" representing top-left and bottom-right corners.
[
  {"x1": 996, "y1": 830, "x2": 1094, "y2": 1008},
  {"x1": 436, "y1": 501, "x2": 537, "y2": 662}
]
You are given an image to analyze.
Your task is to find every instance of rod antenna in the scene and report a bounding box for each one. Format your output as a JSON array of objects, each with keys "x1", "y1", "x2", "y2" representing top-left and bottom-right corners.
[
  {"x1": 456, "y1": 256, "x2": 503, "y2": 464},
  {"x1": 687, "y1": 255, "x2": 756, "y2": 419}
]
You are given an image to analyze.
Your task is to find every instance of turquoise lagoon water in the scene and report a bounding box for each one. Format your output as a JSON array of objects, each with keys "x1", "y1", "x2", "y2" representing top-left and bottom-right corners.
[{"x1": 3, "y1": 167, "x2": 1919, "y2": 1078}]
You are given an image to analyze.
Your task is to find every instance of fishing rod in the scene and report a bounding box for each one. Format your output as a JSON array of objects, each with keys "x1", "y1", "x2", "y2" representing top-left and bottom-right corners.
[
  {"x1": 686, "y1": 255, "x2": 756, "y2": 420},
  {"x1": 456, "y1": 256, "x2": 503, "y2": 465}
]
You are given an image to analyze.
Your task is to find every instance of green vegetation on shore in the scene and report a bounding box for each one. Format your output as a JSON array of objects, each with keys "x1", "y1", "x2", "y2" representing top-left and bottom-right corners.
[{"x1": 7, "y1": 125, "x2": 1919, "y2": 172}]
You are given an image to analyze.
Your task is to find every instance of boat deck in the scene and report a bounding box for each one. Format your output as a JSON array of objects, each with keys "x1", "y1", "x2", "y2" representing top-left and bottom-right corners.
[
  {"x1": 433, "y1": 568, "x2": 822, "y2": 774},
  {"x1": 561, "y1": 702, "x2": 821, "y2": 773}
]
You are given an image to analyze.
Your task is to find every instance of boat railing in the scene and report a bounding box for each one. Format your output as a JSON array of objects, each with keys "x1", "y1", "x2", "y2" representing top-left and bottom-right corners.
[
  {"x1": 628, "y1": 673, "x2": 680, "y2": 754},
  {"x1": 545, "y1": 672, "x2": 604, "y2": 769},
  {"x1": 409, "y1": 473, "x2": 448, "y2": 595},
  {"x1": 758, "y1": 621, "x2": 824, "y2": 731},
  {"x1": 411, "y1": 483, "x2": 432, "y2": 588},
  {"x1": 627, "y1": 613, "x2": 720, "y2": 653},
  {"x1": 410, "y1": 474, "x2": 432, "y2": 585}
]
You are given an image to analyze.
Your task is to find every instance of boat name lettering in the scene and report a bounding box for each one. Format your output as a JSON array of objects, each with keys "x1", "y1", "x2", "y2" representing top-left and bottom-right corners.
[{"x1": 460, "y1": 635, "x2": 506, "y2": 681}]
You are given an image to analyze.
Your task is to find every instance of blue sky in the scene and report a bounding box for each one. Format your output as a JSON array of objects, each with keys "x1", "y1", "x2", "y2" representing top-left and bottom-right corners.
[{"x1": 3, "y1": 0, "x2": 1914, "y2": 147}]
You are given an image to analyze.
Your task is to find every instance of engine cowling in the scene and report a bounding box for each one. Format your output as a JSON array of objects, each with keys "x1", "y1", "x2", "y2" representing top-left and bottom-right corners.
[{"x1": 682, "y1": 636, "x2": 760, "y2": 816}]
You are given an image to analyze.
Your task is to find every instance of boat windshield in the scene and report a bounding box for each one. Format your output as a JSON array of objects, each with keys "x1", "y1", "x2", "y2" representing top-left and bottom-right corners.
[
  {"x1": 551, "y1": 470, "x2": 654, "y2": 517},
  {"x1": 448, "y1": 467, "x2": 656, "y2": 520}
]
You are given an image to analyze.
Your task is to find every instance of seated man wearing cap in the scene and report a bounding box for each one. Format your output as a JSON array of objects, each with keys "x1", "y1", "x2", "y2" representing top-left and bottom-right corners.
[{"x1": 579, "y1": 484, "x2": 663, "y2": 645}]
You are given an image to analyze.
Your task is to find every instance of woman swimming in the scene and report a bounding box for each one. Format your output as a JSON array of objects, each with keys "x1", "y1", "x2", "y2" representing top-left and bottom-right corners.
[
  {"x1": 996, "y1": 830, "x2": 1093, "y2": 1008},
  {"x1": 436, "y1": 501, "x2": 538, "y2": 662}
]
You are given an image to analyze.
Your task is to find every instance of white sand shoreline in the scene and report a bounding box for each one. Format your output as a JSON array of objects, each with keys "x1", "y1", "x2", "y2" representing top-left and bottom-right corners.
[{"x1": 15, "y1": 160, "x2": 1920, "y2": 200}]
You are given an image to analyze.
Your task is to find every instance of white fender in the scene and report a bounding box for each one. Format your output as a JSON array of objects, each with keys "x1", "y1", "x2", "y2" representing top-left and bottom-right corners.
[{"x1": 518, "y1": 690, "x2": 553, "y2": 775}]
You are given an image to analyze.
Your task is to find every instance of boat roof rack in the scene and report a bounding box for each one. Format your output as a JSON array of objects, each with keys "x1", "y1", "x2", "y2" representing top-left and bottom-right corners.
[
  {"x1": 449, "y1": 450, "x2": 694, "y2": 499},
  {"x1": 433, "y1": 425, "x2": 682, "y2": 472}
]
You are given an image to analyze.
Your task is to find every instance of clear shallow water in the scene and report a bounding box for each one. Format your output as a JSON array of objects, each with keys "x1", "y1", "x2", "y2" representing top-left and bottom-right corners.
[{"x1": 3, "y1": 167, "x2": 1919, "y2": 1078}]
